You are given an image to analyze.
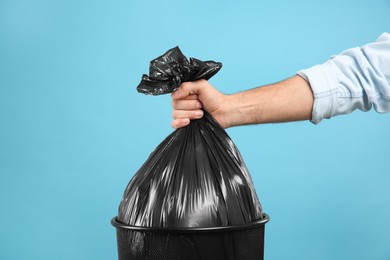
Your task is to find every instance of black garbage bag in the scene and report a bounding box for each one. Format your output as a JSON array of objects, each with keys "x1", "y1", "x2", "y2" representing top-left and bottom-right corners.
[
  {"x1": 119, "y1": 47, "x2": 263, "y2": 227},
  {"x1": 118, "y1": 111, "x2": 263, "y2": 227},
  {"x1": 112, "y1": 47, "x2": 268, "y2": 260}
]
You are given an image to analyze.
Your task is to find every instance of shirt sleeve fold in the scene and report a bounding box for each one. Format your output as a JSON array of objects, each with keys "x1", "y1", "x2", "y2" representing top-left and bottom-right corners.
[{"x1": 297, "y1": 32, "x2": 390, "y2": 124}]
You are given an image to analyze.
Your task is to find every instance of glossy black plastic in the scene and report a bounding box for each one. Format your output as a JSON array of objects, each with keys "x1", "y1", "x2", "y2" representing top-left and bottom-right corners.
[
  {"x1": 118, "y1": 112, "x2": 264, "y2": 228},
  {"x1": 136, "y1": 46, "x2": 222, "y2": 95}
]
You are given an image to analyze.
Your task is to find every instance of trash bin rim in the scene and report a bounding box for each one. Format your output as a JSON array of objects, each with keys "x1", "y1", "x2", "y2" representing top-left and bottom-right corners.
[{"x1": 111, "y1": 213, "x2": 269, "y2": 233}]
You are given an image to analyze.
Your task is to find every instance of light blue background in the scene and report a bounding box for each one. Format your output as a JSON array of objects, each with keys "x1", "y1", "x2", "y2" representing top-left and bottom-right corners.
[{"x1": 1, "y1": 0, "x2": 389, "y2": 259}]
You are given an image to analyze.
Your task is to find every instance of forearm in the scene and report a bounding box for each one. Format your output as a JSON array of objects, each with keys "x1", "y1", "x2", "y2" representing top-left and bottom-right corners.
[{"x1": 223, "y1": 75, "x2": 314, "y2": 127}]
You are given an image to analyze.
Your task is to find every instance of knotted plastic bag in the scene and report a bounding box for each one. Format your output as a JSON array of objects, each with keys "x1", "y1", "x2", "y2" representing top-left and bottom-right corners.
[
  {"x1": 136, "y1": 46, "x2": 222, "y2": 95},
  {"x1": 118, "y1": 47, "x2": 263, "y2": 228}
]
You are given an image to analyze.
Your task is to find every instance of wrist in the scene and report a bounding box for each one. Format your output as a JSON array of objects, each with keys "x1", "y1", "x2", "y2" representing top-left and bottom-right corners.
[{"x1": 221, "y1": 93, "x2": 254, "y2": 128}]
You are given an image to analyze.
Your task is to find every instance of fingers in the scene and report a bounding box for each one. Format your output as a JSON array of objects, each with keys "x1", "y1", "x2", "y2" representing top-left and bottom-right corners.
[
  {"x1": 171, "y1": 118, "x2": 190, "y2": 128},
  {"x1": 171, "y1": 81, "x2": 202, "y2": 100},
  {"x1": 170, "y1": 80, "x2": 207, "y2": 128},
  {"x1": 171, "y1": 109, "x2": 204, "y2": 129},
  {"x1": 172, "y1": 109, "x2": 204, "y2": 120},
  {"x1": 172, "y1": 96, "x2": 202, "y2": 110}
]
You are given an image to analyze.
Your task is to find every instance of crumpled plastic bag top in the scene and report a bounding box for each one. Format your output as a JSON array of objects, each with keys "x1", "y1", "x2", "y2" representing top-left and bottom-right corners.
[{"x1": 136, "y1": 46, "x2": 222, "y2": 95}]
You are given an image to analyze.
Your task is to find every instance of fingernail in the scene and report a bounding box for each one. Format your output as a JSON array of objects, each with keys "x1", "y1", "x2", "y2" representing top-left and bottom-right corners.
[
  {"x1": 195, "y1": 110, "x2": 204, "y2": 117},
  {"x1": 196, "y1": 102, "x2": 202, "y2": 108}
]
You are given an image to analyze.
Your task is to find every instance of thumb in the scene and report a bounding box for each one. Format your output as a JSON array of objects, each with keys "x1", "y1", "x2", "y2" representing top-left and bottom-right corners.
[{"x1": 171, "y1": 81, "x2": 201, "y2": 100}]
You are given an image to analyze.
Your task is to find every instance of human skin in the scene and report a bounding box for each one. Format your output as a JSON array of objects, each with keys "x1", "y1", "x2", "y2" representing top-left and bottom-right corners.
[{"x1": 171, "y1": 75, "x2": 314, "y2": 129}]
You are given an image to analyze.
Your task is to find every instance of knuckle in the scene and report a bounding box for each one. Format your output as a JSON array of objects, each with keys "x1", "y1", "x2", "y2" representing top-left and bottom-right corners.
[{"x1": 180, "y1": 82, "x2": 191, "y2": 90}]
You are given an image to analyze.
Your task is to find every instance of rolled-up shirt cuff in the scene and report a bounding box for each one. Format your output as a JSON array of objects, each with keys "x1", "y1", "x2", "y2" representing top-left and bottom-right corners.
[{"x1": 297, "y1": 62, "x2": 339, "y2": 124}]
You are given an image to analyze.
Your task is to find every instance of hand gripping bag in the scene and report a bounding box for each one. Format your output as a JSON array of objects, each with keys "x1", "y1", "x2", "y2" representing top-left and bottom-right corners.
[{"x1": 112, "y1": 47, "x2": 269, "y2": 260}]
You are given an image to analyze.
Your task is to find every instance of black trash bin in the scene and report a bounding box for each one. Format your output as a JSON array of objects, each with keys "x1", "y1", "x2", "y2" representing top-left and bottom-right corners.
[{"x1": 112, "y1": 214, "x2": 269, "y2": 260}]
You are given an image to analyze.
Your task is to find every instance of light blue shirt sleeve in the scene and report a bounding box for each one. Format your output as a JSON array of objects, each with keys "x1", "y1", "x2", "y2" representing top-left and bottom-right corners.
[{"x1": 297, "y1": 32, "x2": 390, "y2": 124}]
